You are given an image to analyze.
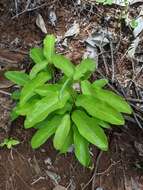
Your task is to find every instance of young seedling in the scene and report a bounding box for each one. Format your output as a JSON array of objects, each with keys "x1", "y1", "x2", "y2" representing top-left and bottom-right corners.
[
  {"x1": 0, "y1": 138, "x2": 20, "y2": 149},
  {"x1": 5, "y1": 34, "x2": 132, "y2": 167}
]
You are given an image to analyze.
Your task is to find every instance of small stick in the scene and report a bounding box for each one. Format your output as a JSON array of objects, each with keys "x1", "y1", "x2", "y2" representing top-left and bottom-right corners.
[
  {"x1": 0, "y1": 90, "x2": 11, "y2": 96},
  {"x1": 92, "y1": 151, "x2": 103, "y2": 190},
  {"x1": 82, "y1": 151, "x2": 103, "y2": 190},
  {"x1": 12, "y1": 3, "x2": 47, "y2": 19},
  {"x1": 109, "y1": 39, "x2": 115, "y2": 82}
]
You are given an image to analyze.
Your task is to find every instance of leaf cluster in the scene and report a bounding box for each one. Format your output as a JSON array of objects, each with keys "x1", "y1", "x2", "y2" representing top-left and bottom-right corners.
[{"x1": 5, "y1": 35, "x2": 132, "y2": 167}]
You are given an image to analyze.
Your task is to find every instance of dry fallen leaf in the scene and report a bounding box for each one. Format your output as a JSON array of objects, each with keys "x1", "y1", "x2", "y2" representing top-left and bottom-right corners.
[
  {"x1": 64, "y1": 21, "x2": 80, "y2": 38},
  {"x1": 49, "y1": 9, "x2": 57, "y2": 26},
  {"x1": 36, "y1": 14, "x2": 47, "y2": 34},
  {"x1": 127, "y1": 37, "x2": 140, "y2": 59},
  {"x1": 133, "y1": 17, "x2": 143, "y2": 37},
  {"x1": 53, "y1": 185, "x2": 67, "y2": 190},
  {"x1": 46, "y1": 170, "x2": 61, "y2": 185}
]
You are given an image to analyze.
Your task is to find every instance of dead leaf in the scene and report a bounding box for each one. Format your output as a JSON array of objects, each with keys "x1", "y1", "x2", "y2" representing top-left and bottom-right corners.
[
  {"x1": 133, "y1": 17, "x2": 143, "y2": 37},
  {"x1": 36, "y1": 14, "x2": 47, "y2": 34},
  {"x1": 127, "y1": 37, "x2": 140, "y2": 59},
  {"x1": 84, "y1": 45, "x2": 98, "y2": 66},
  {"x1": 64, "y1": 21, "x2": 80, "y2": 38},
  {"x1": 53, "y1": 185, "x2": 67, "y2": 190},
  {"x1": 49, "y1": 9, "x2": 57, "y2": 26},
  {"x1": 46, "y1": 170, "x2": 61, "y2": 185},
  {"x1": 86, "y1": 29, "x2": 113, "y2": 48}
]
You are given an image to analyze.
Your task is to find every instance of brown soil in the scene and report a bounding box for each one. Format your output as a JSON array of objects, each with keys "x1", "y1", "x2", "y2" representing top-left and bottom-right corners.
[{"x1": 0, "y1": 0, "x2": 143, "y2": 190}]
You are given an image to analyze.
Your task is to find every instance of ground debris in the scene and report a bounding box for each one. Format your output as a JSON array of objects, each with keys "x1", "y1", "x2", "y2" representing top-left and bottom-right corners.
[{"x1": 36, "y1": 14, "x2": 47, "y2": 34}]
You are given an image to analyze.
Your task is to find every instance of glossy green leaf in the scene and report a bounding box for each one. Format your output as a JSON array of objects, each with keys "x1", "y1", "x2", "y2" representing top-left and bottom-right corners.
[
  {"x1": 92, "y1": 89, "x2": 132, "y2": 114},
  {"x1": 52, "y1": 54, "x2": 75, "y2": 77},
  {"x1": 30, "y1": 48, "x2": 45, "y2": 64},
  {"x1": 81, "y1": 80, "x2": 92, "y2": 95},
  {"x1": 31, "y1": 115, "x2": 62, "y2": 149},
  {"x1": 35, "y1": 84, "x2": 61, "y2": 96},
  {"x1": 60, "y1": 128, "x2": 73, "y2": 153},
  {"x1": 5, "y1": 71, "x2": 30, "y2": 86},
  {"x1": 76, "y1": 95, "x2": 125, "y2": 125},
  {"x1": 72, "y1": 110, "x2": 108, "y2": 150},
  {"x1": 24, "y1": 90, "x2": 70, "y2": 128},
  {"x1": 81, "y1": 80, "x2": 132, "y2": 114},
  {"x1": 53, "y1": 114, "x2": 71, "y2": 150},
  {"x1": 29, "y1": 60, "x2": 49, "y2": 79},
  {"x1": 55, "y1": 102, "x2": 72, "y2": 115},
  {"x1": 59, "y1": 78, "x2": 71, "y2": 99},
  {"x1": 92, "y1": 79, "x2": 108, "y2": 89},
  {"x1": 15, "y1": 98, "x2": 39, "y2": 116},
  {"x1": 93, "y1": 118, "x2": 111, "y2": 129},
  {"x1": 20, "y1": 71, "x2": 51, "y2": 106},
  {"x1": 43, "y1": 34, "x2": 56, "y2": 62},
  {"x1": 73, "y1": 58, "x2": 96, "y2": 80},
  {"x1": 73, "y1": 126, "x2": 91, "y2": 167},
  {"x1": 33, "y1": 114, "x2": 55, "y2": 129}
]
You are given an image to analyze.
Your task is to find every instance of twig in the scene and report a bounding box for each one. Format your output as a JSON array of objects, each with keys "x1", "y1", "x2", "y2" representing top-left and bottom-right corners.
[
  {"x1": 99, "y1": 46, "x2": 109, "y2": 76},
  {"x1": 126, "y1": 98, "x2": 143, "y2": 103},
  {"x1": 92, "y1": 151, "x2": 103, "y2": 190},
  {"x1": 12, "y1": 3, "x2": 47, "y2": 19},
  {"x1": 14, "y1": 0, "x2": 18, "y2": 17},
  {"x1": 31, "y1": 176, "x2": 45, "y2": 185},
  {"x1": 133, "y1": 112, "x2": 143, "y2": 129},
  {"x1": 82, "y1": 151, "x2": 103, "y2": 190},
  {"x1": 96, "y1": 160, "x2": 121, "y2": 176},
  {"x1": 0, "y1": 90, "x2": 11, "y2": 96},
  {"x1": 109, "y1": 39, "x2": 115, "y2": 82}
]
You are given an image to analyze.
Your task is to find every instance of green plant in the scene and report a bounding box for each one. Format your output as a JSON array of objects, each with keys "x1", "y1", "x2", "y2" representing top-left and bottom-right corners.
[
  {"x1": 0, "y1": 138, "x2": 20, "y2": 149},
  {"x1": 5, "y1": 34, "x2": 132, "y2": 167},
  {"x1": 130, "y1": 19, "x2": 138, "y2": 29},
  {"x1": 95, "y1": 0, "x2": 113, "y2": 5}
]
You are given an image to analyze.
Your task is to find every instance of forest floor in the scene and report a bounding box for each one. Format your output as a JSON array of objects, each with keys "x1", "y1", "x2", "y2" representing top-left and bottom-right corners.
[{"x1": 0, "y1": 0, "x2": 143, "y2": 190}]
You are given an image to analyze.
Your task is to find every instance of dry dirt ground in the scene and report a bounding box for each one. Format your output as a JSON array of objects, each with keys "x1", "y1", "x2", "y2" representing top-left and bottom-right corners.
[{"x1": 0, "y1": 0, "x2": 143, "y2": 190}]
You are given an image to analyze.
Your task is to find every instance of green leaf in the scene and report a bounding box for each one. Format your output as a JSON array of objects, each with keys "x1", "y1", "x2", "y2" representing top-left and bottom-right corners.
[
  {"x1": 52, "y1": 54, "x2": 75, "y2": 77},
  {"x1": 29, "y1": 60, "x2": 49, "y2": 79},
  {"x1": 76, "y1": 95, "x2": 125, "y2": 125},
  {"x1": 0, "y1": 138, "x2": 20, "y2": 149},
  {"x1": 53, "y1": 114, "x2": 71, "y2": 150},
  {"x1": 11, "y1": 90, "x2": 21, "y2": 100},
  {"x1": 35, "y1": 84, "x2": 61, "y2": 96},
  {"x1": 60, "y1": 128, "x2": 73, "y2": 153},
  {"x1": 55, "y1": 102, "x2": 72, "y2": 115},
  {"x1": 93, "y1": 89, "x2": 132, "y2": 114},
  {"x1": 81, "y1": 80, "x2": 132, "y2": 114},
  {"x1": 10, "y1": 107, "x2": 19, "y2": 121},
  {"x1": 30, "y1": 48, "x2": 45, "y2": 64},
  {"x1": 94, "y1": 118, "x2": 111, "y2": 129},
  {"x1": 43, "y1": 34, "x2": 56, "y2": 62},
  {"x1": 5, "y1": 71, "x2": 30, "y2": 86},
  {"x1": 92, "y1": 79, "x2": 108, "y2": 89},
  {"x1": 81, "y1": 80, "x2": 92, "y2": 95},
  {"x1": 72, "y1": 110, "x2": 108, "y2": 151},
  {"x1": 31, "y1": 115, "x2": 62, "y2": 149},
  {"x1": 73, "y1": 126, "x2": 91, "y2": 167},
  {"x1": 24, "y1": 90, "x2": 70, "y2": 128},
  {"x1": 15, "y1": 98, "x2": 39, "y2": 116},
  {"x1": 73, "y1": 58, "x2": 96, "y2": 80},
  {"x1": 130, "y1": 19, "x2": 138, "y2": 29},
  {"x1": 59, "y1": 78, "x2": 72, "y2": 99},
  {"x1": 20, "y1": 71, "x2": 51, "y2": 106}
]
